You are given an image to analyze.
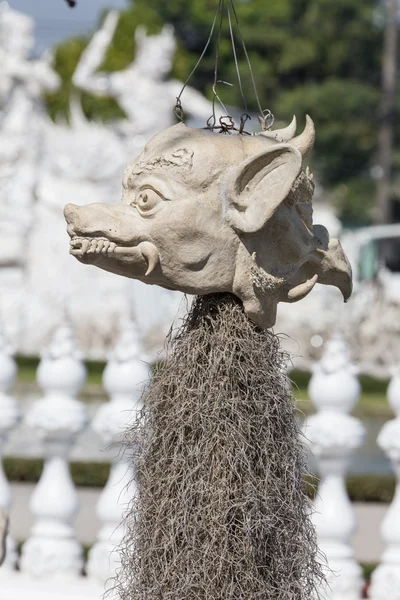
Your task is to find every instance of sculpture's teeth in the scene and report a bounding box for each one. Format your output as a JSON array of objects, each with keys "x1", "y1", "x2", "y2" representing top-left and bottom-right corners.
[
  {"x1": 70, "y1": 236, "x2": 117, "y2": 256},
  {"x1": 87, "y1": 239, "x2": 97, "y2": 254},
  {"x1": 81, "y1": 239, "x2": 90, "y2": 253},
  {"x1": 101, "y1": 241, "x2": 110, "y2": 254}
]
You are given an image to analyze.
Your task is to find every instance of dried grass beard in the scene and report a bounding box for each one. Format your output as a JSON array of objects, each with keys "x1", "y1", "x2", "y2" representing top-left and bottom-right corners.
[{"x1": 115, "y1": 293, "x2": 325, "y2": 600}]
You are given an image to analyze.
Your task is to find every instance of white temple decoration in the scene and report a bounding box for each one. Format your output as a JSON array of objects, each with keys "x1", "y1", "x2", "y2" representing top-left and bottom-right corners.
[
  {"x1": 0, "y1": 2, "x2": 60, "y2": 346},
  {"x1": 73, "y1": 11, "x2": 214, "y2": 144},
  {"x1": 20, "y1": 325, "x2": 88, "y2": 578},
  {"x1": 0, "y1": 328, "x2": 19, "y2": 569},
  {"x1": 303, "y1": 333, "x2": 365, "y2": 600},
  {"x1": 370, "y1": 369, "x2": 400, "y2": 600},
  {"x1": 0, "y1": 5, "x2": 195, "y2": 359},
  {"x1": 87, "y1": 319, "x2": 148, "y2": 584}
]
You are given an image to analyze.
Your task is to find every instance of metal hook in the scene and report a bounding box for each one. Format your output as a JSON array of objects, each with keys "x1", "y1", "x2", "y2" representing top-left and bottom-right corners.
[
  {"x1": 239, "y1": 113, "x2": 251, "y2": 134},
  {"x1": 207, "y1": 115, "x2": 217, "y2": 129}
]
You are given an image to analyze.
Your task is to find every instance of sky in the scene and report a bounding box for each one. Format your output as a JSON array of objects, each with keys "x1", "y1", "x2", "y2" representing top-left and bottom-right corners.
[{"x1": 7, "y1": 0, "x2": 129, "y2": 55}]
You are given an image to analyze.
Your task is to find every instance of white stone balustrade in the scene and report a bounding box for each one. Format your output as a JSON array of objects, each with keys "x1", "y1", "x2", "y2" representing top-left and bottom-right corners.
[
  {"x1": 20, "y1": 325, "x2": 88, "y2": 578},
  {"x1": 87, "y1": 320, "x2": 149, "y2": 584},
  {"x1": 370, "y1": 369, "x2": 400, "y2": 599},
  {"x1": 303, "y1": 333, "x2": 365, "y2": 600},
  {"x1": 0, "y1": 330, "x2": 20, "y2": 569}
]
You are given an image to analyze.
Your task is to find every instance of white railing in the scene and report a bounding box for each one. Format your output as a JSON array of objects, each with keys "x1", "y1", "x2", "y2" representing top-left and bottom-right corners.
[
  {"x1": 303, "y1": 332, "x2": 365, "y2": 600},
  {"x1": 0, "y1": 321, "x2": 150, "y2": 597},
  {"x1": 0, "y1": 323, "x2": 398, "y2": 600},
  {"x1": 370, "y1": 371, "x2": 400, "y2": 599},
  {"x1": 0, "y1": 329, "x2": 20, "y2": 570}
]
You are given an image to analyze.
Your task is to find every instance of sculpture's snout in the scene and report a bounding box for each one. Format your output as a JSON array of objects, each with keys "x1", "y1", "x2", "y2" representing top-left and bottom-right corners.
[
  {"x1": 64, "y1": 202, "x2": 129, "y2": 242},
  {"x1": 64, "y1": 203, "x2": 80, "y2": 237}
]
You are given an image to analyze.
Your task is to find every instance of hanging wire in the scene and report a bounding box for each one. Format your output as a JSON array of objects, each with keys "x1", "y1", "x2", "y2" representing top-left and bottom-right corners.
[
  {"x1": 175, "y1": 0, "x2": 274, "y2": 134},
  {"x1": 227, "y1": 0, "x2": 248, "y2": 115},
  {"x1": 210, "y1": 0, "x2": 228, "y2": 127},
  {"x1": 175, "y1": 0, "x2": 223, "y2": 122},
  {"x1": 228, "y1": 0, "x2": 265, "y2": 119}
]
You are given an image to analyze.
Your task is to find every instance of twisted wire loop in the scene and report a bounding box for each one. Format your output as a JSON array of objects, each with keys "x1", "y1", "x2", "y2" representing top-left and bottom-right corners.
[
  {"x1": 174, "y1": 97, "x2": 184, "y2": 122},
  {"x1": 174, "y1": 0, "x2": 274, "y2": 135},
  {"x1": 259, "y1": 109, "x2": 275, "y2": 132}
]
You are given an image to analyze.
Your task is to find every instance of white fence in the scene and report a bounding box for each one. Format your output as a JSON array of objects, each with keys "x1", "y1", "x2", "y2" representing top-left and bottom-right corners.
[{"x1": 0, "y1": 323, "x2": 399, "y2": 600}]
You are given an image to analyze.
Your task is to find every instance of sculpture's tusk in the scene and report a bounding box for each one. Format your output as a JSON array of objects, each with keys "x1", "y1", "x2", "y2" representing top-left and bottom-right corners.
[
  {"x1": 138, "y1": 241, "x2": 160, "y2": 276},
  {"x1": 259, "y1": 116, "x2": 297, "y2": 143},
  {"x1": 289, "y1": 115, "x2": 315, "y2": 157},
  {"x1": 287, "y1": 274, "x2": 318, "y2": 302}
]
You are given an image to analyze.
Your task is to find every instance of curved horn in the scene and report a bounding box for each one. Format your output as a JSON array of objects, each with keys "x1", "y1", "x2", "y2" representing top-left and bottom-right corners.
[
  {"x1": 289, "y1": 115, "x2": 315, "y2": 157},
  {"x1": 259, "y1": 116, "x2": 297, "y2": 143}
]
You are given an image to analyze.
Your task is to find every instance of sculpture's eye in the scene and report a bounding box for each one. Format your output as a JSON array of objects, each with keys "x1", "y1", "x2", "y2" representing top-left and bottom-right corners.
[{"x1": 137, "y1": 189, "x2": 161, "y2": 213}]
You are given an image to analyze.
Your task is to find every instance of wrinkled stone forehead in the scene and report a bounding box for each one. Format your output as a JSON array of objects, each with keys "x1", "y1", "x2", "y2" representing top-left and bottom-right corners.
[{"x1": 125, "y1": 123, "x2": 281, "y2": 187}]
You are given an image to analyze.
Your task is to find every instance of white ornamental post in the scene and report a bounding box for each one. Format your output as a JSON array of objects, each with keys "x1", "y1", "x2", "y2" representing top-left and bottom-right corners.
[
  {"x1": 20, "y1": 325, "x2": 88, "y2": 578},
  {"x1": 0, "y1": 331, "x2": 20, "y2": 569},
  {"x1": 370, "y1": 369, "x2": 400, "y2": 600},
  {"x1": 303, "y1": 333, "x2": 365, "y2": 600},
  {"x1": 87, "y1": 320, "x2": 149, "y2": 583}
]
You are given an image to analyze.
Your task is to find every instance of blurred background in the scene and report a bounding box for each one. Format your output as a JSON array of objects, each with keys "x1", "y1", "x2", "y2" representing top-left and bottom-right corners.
[{"x1": 1, "y1": 0, "x2": 400, "y2": 596}]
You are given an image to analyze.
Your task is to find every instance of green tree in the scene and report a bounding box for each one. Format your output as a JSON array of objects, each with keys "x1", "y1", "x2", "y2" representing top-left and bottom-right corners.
[{"x1": 46, "y1": 0, "x2": 392, "y2": 224}]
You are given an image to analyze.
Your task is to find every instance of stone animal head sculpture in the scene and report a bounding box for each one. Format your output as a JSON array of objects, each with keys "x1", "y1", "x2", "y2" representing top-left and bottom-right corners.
[{"x1": 64, "y1": 117, "x2": 352, "y2": 328}]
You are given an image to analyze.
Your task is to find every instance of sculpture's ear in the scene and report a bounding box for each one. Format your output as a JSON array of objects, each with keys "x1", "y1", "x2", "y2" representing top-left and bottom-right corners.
[
  {"x1": 135, "y1": 25, "x2": 147, "y2": 46},
  {"x1": 224, "y1": 145, "x2": 302, "y2": 233}
]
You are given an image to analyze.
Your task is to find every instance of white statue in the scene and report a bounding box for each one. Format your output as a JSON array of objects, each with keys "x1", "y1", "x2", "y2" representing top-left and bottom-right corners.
[
  {"x1": 23, "y1": 108, "x2": 132, "y2": 355},
  {"x1": 0, "y1": 6, "x2": 186, "y2": 357},
  {"x1": 73, "y1": 11, "x2": 214, "y2": 144},
  {"x1": 0, "y1": 2, "x2": 60, "y2": 342}
]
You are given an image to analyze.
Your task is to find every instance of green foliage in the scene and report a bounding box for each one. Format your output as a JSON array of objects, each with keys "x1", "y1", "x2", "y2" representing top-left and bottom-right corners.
[
  {"x1": 4, "y1": 457, "x2": 110, "y2": 488},
  {"x1": 46, "y1": 0, "x2": 391, "y2": 222},
  {"x1": 15, "y1": 355, "x2": 106, "y2": 386},
  {"x1": 304, "y1": 474, "x2": 395, "y2": 503},
  {"x1": 346, "y1": 474, "x2": 395, "y2": 503},
  {"x1": 362, "y1": 563, "x2": 377, "y2": 582},
  {"x1": 291, "y1": 370, "x2": 389, "y2": 395}
]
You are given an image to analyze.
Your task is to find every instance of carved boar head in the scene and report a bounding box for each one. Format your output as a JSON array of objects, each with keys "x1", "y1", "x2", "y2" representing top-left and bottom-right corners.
[{"x1": 64, "y1": 118, "x2": 352, "y2": 328}]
